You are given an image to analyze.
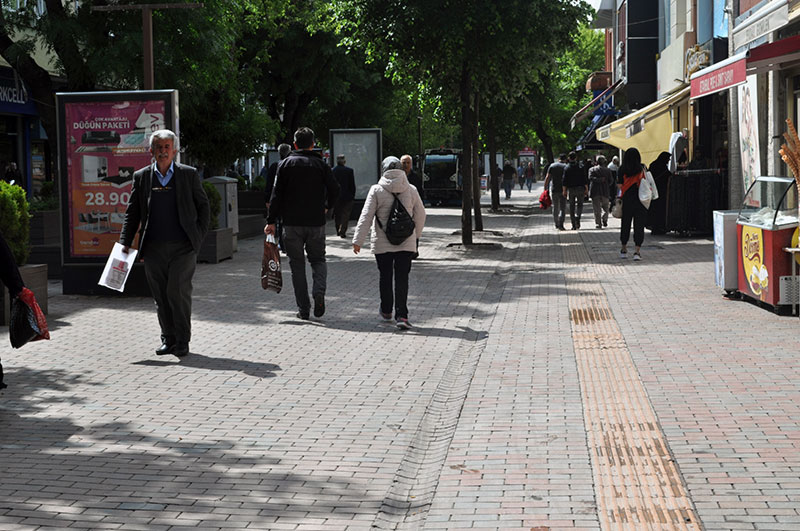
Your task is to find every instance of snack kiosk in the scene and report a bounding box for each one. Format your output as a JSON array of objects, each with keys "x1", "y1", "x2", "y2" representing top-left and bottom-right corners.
[{"x1": 736, "y1": 176, "x2": 799, "y2": 310}]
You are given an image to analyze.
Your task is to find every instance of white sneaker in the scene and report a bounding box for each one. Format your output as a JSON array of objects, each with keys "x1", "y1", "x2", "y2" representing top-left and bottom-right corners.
[
  {"x1": 379, "y1": 311, "x2": 393, "y2": 322},
  {"x1": 396, "y1": 318, "x2": 412, "y2": 330},
  {"x1": 633, "y1": 252, "x2": 642, "y2": 261},
  {"x1": 620, "y1": 249, "x2": 627, "y2": 259}
]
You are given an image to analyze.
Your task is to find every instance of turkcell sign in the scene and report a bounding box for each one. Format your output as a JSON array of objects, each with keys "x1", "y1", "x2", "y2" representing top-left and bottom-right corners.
[{"x1": 690, "y1": 58, "x2": 747, "y2": 99}]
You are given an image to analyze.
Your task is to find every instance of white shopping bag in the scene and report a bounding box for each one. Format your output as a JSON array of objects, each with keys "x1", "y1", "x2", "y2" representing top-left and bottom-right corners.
[{"x1": 98, "y1": 242, "x2": 138, "y2": 292}]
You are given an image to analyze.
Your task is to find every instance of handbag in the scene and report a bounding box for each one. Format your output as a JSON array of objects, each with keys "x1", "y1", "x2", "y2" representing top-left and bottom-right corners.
[
  {"x1": 9, "y1": 287, "x2": 50, "y2": 349},
  {"x1": 611, "y1": 197, "x2": 623, "y2": 219},
  {"x1": 639, "y1": 170, "x2": 658, "y2": 209},
  {"x1": 261, "y1": 234, "x2": 282, "y2": 293}
]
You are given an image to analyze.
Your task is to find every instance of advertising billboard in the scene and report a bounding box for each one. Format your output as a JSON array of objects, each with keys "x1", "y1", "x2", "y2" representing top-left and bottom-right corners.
[{"x1": 57, "y1": 90, "x2": 178, "y2": 262}]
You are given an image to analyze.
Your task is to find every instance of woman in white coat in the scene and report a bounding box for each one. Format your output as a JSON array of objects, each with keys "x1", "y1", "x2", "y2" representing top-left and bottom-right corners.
[{"x1": 352, "y1": 156, "x2": 426, "y2": 329}]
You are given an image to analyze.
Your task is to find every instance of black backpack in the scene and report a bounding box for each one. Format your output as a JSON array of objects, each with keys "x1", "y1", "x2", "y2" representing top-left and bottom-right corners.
[{"x1": 376, "y1": 193, "x2": 415, "y2": 245}]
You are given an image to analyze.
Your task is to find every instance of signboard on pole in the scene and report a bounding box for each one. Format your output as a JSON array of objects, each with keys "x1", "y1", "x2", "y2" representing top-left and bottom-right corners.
[{"x1": 56, "y1": 90, "x2": 178, "y2": 294}]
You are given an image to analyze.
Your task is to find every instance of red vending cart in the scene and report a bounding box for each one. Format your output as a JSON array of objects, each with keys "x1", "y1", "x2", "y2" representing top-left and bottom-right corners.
[{"x1": 737, "y1": 176, "x2": 799, "y2": 310}]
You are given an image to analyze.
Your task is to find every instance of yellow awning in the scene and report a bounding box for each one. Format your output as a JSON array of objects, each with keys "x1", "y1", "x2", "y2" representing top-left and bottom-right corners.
[{"x1": 596, "y1": 87, "x2": 690, "y2": 165}]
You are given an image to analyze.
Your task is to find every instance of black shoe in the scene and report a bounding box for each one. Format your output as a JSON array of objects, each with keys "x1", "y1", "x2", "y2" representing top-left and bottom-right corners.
[
  {"x1": 296, "y1": 311, "x2": 310, "y2": 320},
  {"x1": 155, "y1": 342, "x2": 176, "y2": 355},
  {"x1": 173, "y1": 343, "x2": 190, "y2": 357},
  {"x1": 313, "y1": 294, "x2": 325, "y2": 317}
]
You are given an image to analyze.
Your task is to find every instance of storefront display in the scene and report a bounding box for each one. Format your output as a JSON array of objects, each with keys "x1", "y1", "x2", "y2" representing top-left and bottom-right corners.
[{"x1": 736, "y1": 176, "x2": 799, "y2": 309}]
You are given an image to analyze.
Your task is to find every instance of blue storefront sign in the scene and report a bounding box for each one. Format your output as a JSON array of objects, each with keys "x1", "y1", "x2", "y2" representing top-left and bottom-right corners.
[{"x1": 0, "y1": 71, "x2": 38, "y2": 115}]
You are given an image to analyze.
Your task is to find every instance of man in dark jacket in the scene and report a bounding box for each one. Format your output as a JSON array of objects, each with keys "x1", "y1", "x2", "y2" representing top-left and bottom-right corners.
[
  {"x1": 544, "y1": 153, "x2": 568, "y2": 230},
  {"x1": 562, "y1": 151, "x2": 588, "y2": 230},
  {"x1": 401, "y1": 154, "x2": 423, "y2": 199},
  {"x1": 120, "y1": 129, "x2": 210, "y2": 357},
  {"x1": 265, "y1": 127, "x2": 340, "y2": 320},
  {"x1": 332, "y1": 154, "x2": 356, "y2": 238}
]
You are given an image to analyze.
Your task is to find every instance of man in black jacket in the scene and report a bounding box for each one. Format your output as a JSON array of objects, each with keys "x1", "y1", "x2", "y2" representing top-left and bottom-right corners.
[
  {"x1": 265, "y1": 127, "x2": 339, "y2": 320},
  {"x1": 332, "y1": 154, "x2": 356, "y2": 238},
  {"x1": 562, "y1": 151, "x2": 588, "y2": 230},
  {"x1": 120, "y1": 129, "x2": 210, "y2": 357}
]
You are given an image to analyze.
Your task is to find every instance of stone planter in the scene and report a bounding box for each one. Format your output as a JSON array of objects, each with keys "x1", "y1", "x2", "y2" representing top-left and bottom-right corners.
[
  {"x1": 197, "y1": 227, "x2": 233, "y2": 264},
  {"x1": 0, "y1": 263, "x2": 48, "y2": 325},
  {"x1": 29, "y1": 209, "x2": 60, "y2": 246}
]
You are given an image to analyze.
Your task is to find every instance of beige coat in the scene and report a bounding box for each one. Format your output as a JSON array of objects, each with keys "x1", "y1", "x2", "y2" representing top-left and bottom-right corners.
[{"x1": 352, "y1": 169, "x2": 426, "y2": 254}]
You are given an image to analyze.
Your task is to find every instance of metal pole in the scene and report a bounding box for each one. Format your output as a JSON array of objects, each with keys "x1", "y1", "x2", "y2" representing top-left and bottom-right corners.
[
  {"x1": 417, "y1": 114, "x2": 423, "y2": 177},
  {"x1": 142, "y1": 7, "x2": 154, "y2": 90}
]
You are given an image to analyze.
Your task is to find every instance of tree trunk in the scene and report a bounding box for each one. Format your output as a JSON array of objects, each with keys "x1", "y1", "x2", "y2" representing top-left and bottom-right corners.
[
  {"x1": 535, "y1": 118, "x2": 555, "y2": 165},
  {"x1": 459, "y1": 64, "x2": 473, "y2": 246},
  {"x1": 472, "y1": 93, "x2": 483, "y2": 231},
  {"x1": 487, "y1": 118, "x2": 500, "y2": 211}
]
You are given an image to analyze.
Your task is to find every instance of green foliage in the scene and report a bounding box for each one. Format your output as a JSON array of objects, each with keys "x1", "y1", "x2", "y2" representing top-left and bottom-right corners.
[
  {"x1": 202, "y1": 181, "x2": 221, "y2": 231},
  {"x1": 251, "y1": 175, "x2": 266, "y2": 191},
  {"x1": 236, "y1": 175, "x2": 247, "y2": 190},
  {"x1": 0, "y1": 183, "x2": 30, "y2": 265},
  {"x1": 29, "y1": 181, "x2": 59, "y2": 212}
]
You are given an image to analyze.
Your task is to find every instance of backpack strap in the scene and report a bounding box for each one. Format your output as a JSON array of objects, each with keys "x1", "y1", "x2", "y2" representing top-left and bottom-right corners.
[{"x1": 374, "y1": 192, "x2": 401, "y2": 231}]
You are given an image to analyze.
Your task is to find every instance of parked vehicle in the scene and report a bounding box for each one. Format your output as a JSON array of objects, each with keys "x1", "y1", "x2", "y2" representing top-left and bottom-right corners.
[{"x1": 422, "y1": 148, "x2": 462, "y2": 206}]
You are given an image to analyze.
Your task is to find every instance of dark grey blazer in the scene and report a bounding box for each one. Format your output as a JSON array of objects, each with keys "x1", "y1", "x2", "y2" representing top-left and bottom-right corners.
[{"x1": 120, "y1": 162, "x2": 210, "y2": 259}]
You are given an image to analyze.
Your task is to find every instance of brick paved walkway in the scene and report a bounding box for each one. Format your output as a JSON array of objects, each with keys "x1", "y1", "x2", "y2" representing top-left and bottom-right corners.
[{"x1": 1, "y1": 184, "x2": 799, "y2": 530}]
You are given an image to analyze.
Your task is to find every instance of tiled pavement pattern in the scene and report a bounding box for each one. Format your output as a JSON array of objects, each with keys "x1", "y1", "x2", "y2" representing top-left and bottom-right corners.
[{"x1": 1, "y1": 184, "x2": 799, "y2": 530}]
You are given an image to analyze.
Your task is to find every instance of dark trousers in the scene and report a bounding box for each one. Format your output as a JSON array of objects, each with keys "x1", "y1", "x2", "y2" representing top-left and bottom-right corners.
[
  {"x1": 376, "y1": 251, "x2": 414, "y2": 319},
  {"x1": 143, "y1": 240, "x2": 197, "y2": 345},
  {"x1": 620, "y1": 192, "x2": 647, "y2": 247},
  {"x1": 567, "y1": 186, "x2": 585, "y2": 228},
  {"x1": 502, "y1": 179, "x2": 513, "y2": 198},
  {"x1": 283, "y1": 225, "x2": 327, "y2": 313},
  {"x1": 334, "y1": 199, "x2": 354, "y2": 237}
]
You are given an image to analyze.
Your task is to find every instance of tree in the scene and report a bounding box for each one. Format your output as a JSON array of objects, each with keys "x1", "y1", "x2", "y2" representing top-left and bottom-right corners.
[
  {"x1": 0, "y1": 0, "x2": 281, "y2": 173},
  {"x1": 343, "y1": 0, "x2": 590, "y2": 245}
]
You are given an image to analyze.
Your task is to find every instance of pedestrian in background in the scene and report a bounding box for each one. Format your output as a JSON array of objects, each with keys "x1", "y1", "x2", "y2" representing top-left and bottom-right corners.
[
  {"x1": 646, "y1": 151, "x2": 672, "y2": 235},
  {"x1": 265, "y1": 127, "x2": 339, "y2": 320},
  {"x1": 332, "y1": 154, "x2": 356, "y2": 239},
  {"x1": 265, "y1": 143, "x2": 292, "y2": 250},
  {"x1": 617, "y1": 147, "x2": 648, "y2": 261},
  {"x1": 588, "y1": 155, "x2": 613, "y2": 229},
  {"x1": 502, "y1": 161, "x2": 516, "y2": 199},
  {"x1": 525, "y1": 161, "x2": 535, "y2": 192},
  {"x1": 516, "y1": 163, "x2": 524, "y2": 189},
  {"x1": 120, "y1": 129, "x2": 210, "y2": 357},
  {"x1": 562, "y1": 151, "x2": 587, "y2": 230},
  {"x1": 352, "y1": 156, "x2": 426, "y2": 330},
  {"x1": 543, "y1": 153, "x2": 567, "y2": 230},
  {"x1": 401, "y1": 154, "x2": 423, "y2": 201}
]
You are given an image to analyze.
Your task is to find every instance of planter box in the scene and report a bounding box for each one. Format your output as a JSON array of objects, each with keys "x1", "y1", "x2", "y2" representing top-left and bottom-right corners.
[
  {"x1": 237, "y1": 190, "x2": 267, "y2": 216},
  {"x1": 197, "y1": 227, "x2": 233, "y2": 264},
  {"x1": 0, "y1": 263, "x2": 48, "y2": 325},
  {"x1": 30, "y1": 209, "x2": 60, "y2": 246}
]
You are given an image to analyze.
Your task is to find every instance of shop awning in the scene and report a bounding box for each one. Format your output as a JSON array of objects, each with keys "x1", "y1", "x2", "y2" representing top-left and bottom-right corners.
[
  {"x1": 591, "y1": 0, "x2": 614, "y2": 29},
  {"x1": 746, "y1": 34, "x2": 800, "y2": 74},
  {"x1": 596, "y1": 86, "x2": 690, "y2": 165},
  {"x1": 690, "y1": 52, "x2": 747, "y2": 99},
  {"x1": 576, "y1": 115, "x2": 613, "y2": 151},
  {"x1": 569, "y1": 78, "x2": 624, "y2": 130}
]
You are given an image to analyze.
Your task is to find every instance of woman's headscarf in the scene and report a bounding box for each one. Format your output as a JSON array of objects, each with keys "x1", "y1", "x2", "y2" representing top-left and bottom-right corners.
[{"x1": 382, "y1": 156, "x2": 402, "y2": 174}]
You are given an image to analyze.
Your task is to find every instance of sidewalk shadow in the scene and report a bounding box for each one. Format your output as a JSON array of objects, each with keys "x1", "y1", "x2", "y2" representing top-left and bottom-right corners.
[{"x1": 132, "y1": 353, "x2": 281, "y2": 379}]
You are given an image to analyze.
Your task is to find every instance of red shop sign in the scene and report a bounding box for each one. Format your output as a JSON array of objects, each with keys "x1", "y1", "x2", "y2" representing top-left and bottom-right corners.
[{"x1": 690, "y1": 57, "x2": 747, "y2": 99}]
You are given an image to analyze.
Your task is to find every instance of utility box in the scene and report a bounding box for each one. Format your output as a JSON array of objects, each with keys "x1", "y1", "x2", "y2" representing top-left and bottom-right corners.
[{"x1": 207, "y1": 176, "x2": 239, "y2": 250}]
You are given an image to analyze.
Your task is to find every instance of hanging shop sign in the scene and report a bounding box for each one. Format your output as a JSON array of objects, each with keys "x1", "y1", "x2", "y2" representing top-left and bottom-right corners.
[
  {"x1": 732, "y1": 0, "x2": 788, "y2": 50},
  {"x1": 690, "y1": 53, "x2": 747, "y2": 99}
]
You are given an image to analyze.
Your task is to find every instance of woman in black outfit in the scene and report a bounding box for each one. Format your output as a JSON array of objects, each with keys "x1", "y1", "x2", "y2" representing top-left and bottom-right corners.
[
  {"x1": 0, "y1": 233, "x2": 25, "y2": 389},
  {"x1": 618, "y1": 148, "x2": 648, "y2": 261}
]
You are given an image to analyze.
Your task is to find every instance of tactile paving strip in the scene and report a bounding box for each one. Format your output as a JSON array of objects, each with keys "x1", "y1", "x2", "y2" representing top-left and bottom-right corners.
[{"x1": 563, "y1": 241, "x2": 701, "y2": 530}]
